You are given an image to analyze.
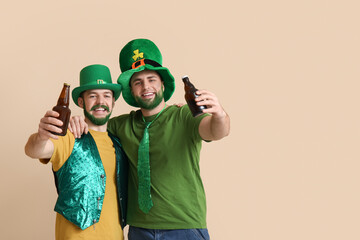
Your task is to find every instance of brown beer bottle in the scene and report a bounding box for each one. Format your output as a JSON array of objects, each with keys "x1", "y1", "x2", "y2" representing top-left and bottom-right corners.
[
  {"x1": 52, "y1": 83, "x2": 71, "y2": 136},
  {"x1": 182, "y1": 76, "x2": 207, "y2": 117}
]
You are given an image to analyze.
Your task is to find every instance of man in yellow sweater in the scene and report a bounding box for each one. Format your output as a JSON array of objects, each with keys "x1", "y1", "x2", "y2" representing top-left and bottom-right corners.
[{"x1": 25, "y1": 64, "x2": 128, "y2": 240}]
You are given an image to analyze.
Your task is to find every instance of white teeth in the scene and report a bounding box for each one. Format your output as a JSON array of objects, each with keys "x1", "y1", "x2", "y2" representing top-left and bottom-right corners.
[{"x1": 143, "y1": 93, "x2": 153, "y2": 96}]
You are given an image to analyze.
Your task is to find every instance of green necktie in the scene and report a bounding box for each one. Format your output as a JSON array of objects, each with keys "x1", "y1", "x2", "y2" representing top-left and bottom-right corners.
[
  {"x1": 138, "y1": 121, "x2": 153, "y2": 213},
  {"x1": 137, "y1": 105, "x2": 166, "y2": 214}
]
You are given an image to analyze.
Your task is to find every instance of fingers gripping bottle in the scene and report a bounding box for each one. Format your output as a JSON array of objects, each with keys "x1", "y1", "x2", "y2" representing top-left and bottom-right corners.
[
  {"x1": 52, "y1": 83, "x2": 71, "y2": 136},
  {"x1": 182, "y1": 76, "x2": 207, "y2": 117}
]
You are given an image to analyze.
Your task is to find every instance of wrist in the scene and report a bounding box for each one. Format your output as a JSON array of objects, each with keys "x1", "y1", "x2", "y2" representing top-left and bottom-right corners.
[{"x1": 213, "y1": 110, "x2": 227, "y2": 120}]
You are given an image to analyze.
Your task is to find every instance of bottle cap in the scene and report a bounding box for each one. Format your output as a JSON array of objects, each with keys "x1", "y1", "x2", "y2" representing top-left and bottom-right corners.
[{"x1": 182, "y1": 75, "x2": 189, "y2": 80}]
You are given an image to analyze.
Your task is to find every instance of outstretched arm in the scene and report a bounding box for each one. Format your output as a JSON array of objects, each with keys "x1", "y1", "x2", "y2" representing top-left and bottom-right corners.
[
  {"x1": 25, "y1": 110, "x2": 63, "y2": 159},
  {"x1": 197, "y1": 89, "x2": 230, "y2": 141}
]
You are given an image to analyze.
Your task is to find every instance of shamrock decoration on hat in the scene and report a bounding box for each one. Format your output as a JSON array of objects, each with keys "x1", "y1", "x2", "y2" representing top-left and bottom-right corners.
[{"x1": 117, "y1": 38, "x2": 175, "y2": 107}]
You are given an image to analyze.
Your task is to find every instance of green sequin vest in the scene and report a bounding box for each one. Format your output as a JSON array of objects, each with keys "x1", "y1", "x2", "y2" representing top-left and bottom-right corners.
[{"x1": 53, "y1": 132, "x2": 128, "y2": 230}]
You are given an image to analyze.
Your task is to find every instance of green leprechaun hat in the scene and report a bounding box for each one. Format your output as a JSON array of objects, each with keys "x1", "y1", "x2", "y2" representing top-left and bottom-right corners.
[
  {"x1": 117, "y1": 38, "x2": 175, "y2": 107},
  {"x1": 72, "y1": 64, "x2": 122, "y2": 106}
]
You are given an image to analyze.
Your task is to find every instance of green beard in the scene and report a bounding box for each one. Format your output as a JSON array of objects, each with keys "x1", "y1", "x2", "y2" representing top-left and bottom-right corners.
[
  {"x1": 83, "y1": 102, "x2": 112, "y2": 126},
  {"x1": 134, "y1": 87, "x2": 164, "y2": 110}
]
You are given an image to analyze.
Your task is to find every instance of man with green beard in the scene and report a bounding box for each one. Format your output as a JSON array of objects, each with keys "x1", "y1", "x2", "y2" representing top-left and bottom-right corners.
[
  {"x1": 24, "y1": 64, "x2": 128, "y2": 240},
  {"x1": 70, "y1": 39, "x2": 231, "y2": 240}
]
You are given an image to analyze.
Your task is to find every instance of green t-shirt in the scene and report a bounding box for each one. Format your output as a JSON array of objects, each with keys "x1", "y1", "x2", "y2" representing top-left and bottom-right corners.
[{"x1": 108, "y1": 105, "x2": 208, "y2": 229}]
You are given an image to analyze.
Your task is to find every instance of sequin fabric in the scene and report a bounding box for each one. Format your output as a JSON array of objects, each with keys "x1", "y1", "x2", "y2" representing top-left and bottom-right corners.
[
  {"x1": 137, "y1": 122, "x2": 153, "y2": 213},
  {"x1": 54, "y1": 133, "x2": 106, "y2": 230}
]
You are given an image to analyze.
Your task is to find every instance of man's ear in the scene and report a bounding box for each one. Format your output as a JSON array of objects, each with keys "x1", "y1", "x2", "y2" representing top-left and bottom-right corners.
[{"x1": 78, "y1": 97, "x2": 84, "y2": 108}]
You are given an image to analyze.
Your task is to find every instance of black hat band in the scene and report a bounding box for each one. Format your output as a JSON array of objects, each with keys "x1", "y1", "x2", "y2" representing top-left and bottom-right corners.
[{"x1": 131, "y1": 59, "x2": 162, "y2": 70}]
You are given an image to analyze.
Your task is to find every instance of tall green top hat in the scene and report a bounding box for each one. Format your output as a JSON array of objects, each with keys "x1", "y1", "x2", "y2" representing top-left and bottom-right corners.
[
  {"x1": 117, "y1": 38, "x2": 175, "y2": 107},
  {"x1": 72, "y1": 64, "x2": 122, "y2": 106}
]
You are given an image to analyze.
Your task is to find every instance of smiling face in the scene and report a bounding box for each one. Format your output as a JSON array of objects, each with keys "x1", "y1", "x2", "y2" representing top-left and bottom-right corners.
[
  {"x1": 78, "y1": 89, "x2": 115, "y2": 126},
  {"x1": 130, "y1": 70, "x2": 165, "y2": 110}
]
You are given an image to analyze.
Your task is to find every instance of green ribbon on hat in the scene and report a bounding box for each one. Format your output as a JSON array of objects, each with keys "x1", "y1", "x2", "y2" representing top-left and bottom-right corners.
[{"x1": 137, "y1": 104, "x2": 167, "y2": 213}]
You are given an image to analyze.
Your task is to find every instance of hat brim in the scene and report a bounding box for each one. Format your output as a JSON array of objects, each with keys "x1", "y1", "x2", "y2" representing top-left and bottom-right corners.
[
  {"x1": 117, "y1": 65, "x2": 175, "y2": 107},
  {"x1": 72, "y1": 83, "x2": 122, "y2": 106}
]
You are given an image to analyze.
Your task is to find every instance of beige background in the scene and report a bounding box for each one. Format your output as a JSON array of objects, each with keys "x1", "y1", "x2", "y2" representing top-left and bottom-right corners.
[{"x1": 1, "y1": 0, "x2": 360, "y2": 239}]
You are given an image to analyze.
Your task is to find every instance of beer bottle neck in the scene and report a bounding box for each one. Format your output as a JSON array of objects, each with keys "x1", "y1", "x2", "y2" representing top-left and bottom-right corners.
[
  {"x1": 57, "y1": 85, "x2": 70, "y2": 106},
  {"x1": 183, "y1": 78, "x2": 195, "y2": 88}
]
